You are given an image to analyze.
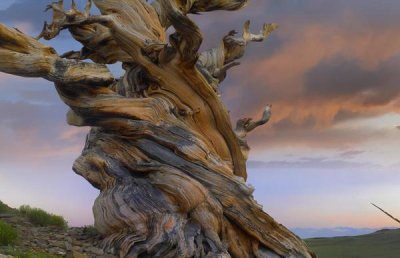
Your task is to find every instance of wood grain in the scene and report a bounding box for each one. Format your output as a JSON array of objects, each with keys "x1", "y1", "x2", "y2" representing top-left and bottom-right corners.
[{"x1": 0, "y1": 1, "x2": 315, "y2": 257}]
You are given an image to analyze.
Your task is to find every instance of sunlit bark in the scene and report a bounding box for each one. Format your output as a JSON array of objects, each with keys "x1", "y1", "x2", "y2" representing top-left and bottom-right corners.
[{"x1": 0, "y1": 1, "x2": 315, "y2": 257}]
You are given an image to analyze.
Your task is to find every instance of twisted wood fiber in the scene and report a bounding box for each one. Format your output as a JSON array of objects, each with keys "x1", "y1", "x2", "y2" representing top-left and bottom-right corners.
[{"x1": 0, "y1": 0, "x2": 315, "y2": 257}]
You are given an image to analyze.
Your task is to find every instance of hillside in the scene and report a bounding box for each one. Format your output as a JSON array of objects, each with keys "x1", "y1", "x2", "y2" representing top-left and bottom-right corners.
[
  {"x1": 306, "y1": 228, "x2": 400, "y2": 258},
  {"x1": 0, "y1": 201, "x2": 107, "y2": 258},
  {"x1": 292, "y1": 227, "x2": 380, "y2": 238},
  {"x1": 0, "y1": 201, "x2": 17, "y2": 214}
]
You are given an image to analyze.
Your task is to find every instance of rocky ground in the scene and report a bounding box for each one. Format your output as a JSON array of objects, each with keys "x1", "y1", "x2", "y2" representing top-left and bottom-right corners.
[{"x1": 0, "y1": 214, "x2": 116, "y2": 258}]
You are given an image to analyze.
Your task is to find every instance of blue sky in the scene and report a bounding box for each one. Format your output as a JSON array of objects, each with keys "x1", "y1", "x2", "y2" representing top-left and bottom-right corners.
[
  {"x1": 0, "y1": 0, "x2": 399, "y2": 230},
  {"x1": 0, "y1": 1, "x2": 13, "y2": 9}
]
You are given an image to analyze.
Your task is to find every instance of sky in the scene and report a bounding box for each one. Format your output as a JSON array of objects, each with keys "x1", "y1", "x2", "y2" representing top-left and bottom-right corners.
[{"x1": 0, "y1": 0, "x2": 399, "y2": 232}]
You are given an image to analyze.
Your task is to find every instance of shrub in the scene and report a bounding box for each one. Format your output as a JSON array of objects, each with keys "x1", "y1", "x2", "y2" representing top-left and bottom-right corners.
[
  {"x1": 19, "y1": 205, "x2": 67, "y2": 229},
  {"x1": 83, "y1": 225, "x2": 99, "y2": 237},
  {"x1": 1, "y1": 246, "x2": 60, "y2": 258},
  {"x1": 0, "y1": 201, "x2": 15, "y2": 214},
  {"x1": 0, "y1": 221, "x2": 18, "y2": 246}
]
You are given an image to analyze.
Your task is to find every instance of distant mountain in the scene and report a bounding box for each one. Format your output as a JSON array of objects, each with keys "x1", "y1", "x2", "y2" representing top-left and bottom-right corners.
[
  {"x1": 306, "y1": 228, "x2": 400, "y2": 258},
  {"x1": 291, "y1": 227, "x2": 386, "y2": 238}
]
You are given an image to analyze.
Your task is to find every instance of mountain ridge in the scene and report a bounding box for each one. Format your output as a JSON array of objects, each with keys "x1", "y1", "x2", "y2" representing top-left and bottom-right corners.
[
  {"x1": 306, "y1": 228, "x2": 400, "y2": 258},
  {"x1": 292, "y1": 226, "x2": 396, "y2": 239}
]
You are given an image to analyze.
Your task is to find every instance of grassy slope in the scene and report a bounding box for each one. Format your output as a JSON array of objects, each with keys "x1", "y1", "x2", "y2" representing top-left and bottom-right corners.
[
  {"x1": 306, "y1": 229, "x2": 400, "y2": 258},
  {"x1": 0, "y1": 200, "x2": 17, "y2": 213}
]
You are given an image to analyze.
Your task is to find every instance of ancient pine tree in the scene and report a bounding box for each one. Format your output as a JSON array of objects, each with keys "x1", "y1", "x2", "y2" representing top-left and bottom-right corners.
[{"x1": 0, "y1": 0, "x2": 315, "y2": 257}]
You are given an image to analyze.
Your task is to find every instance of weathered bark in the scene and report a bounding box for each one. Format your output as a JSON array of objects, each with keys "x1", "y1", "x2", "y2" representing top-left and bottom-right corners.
[{"x1": 0, "y1": 1, "x2": 315, "y2": 257}]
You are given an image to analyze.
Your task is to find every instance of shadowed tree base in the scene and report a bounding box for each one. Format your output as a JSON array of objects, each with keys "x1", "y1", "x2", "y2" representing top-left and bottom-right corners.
[{"x1": 0, "y1": 0, "x2": 315, "y2": 257}]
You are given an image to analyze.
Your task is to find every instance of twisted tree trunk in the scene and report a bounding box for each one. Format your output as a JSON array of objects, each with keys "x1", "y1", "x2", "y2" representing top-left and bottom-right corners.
[{"x1": 0, "y1": 1, "x2": 315, "y2": 257}]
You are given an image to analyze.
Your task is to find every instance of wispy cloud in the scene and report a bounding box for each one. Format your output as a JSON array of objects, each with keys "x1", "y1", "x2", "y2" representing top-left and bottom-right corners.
[
  {"x1": 0, "y1": 0, "x2": 50, "y2": 32},
  {"x1": 0, "y1": 86, "x2": 85, "y2": 164},
  {"x1": 247, "y1": 156, "x2": 379, "y2": 170},
  {"x1": 338, "y1": 150, "x2": 365, "y2": 159},
  {"x1": 199, "y1": 1, "x2": 400, "y2": 138}
]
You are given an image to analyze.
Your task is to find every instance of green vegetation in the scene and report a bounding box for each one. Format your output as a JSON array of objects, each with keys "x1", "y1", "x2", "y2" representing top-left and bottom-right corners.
[
  {"x1": 19, "y1": 205, "x2": 67, "y2": 229},
  {"x1": 82, "y1": 225, "x2": 99, "y2": 237},
  {"x1": 306, "y1": 228, "x2": 400, "y2": 258},
  {"x1": 0, "y1": 200, "x2": 17, "y2": 214},
  {"x1": 0, "y1": 221, "x2": 18, "y2": 246},
  {"x1": 0, "y1": 246, "x2": 60, "y2": 258},
  {"x1": 0, "y1": 201, "x2": 65, "y2": 256}
]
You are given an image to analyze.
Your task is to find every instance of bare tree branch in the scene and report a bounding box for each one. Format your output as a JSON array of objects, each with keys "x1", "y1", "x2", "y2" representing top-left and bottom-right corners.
[
  {"x1": 372, "y1": 203, "x2": 400, "y2": 224},
  {"x1": 0, "y1": 23, "x2": 113, "y2": 85},
  {"x1": 198, "y1": 20, "x2": 278, "y2": 86},
  {"x1": 235, "y1": 105, "x2": 272, "y2": 160}
]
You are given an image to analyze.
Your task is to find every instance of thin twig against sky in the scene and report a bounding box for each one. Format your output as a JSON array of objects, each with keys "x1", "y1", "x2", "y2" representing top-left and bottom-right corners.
[{"x1": 372, "y1": 203, "x2": 400, "y2": 224}]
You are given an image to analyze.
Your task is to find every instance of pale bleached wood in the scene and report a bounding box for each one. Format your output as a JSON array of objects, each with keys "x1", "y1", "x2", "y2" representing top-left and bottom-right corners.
[
  {"x1": 199, "y1": 21, "x2": 278, "y2": 87},
  {"x1": 0, "y1": 24, "x2": 113, "y2": 85},
  {"x1": 235, "y1": 105, "x2": 272, "y2": 160},
  {"x1": 0, "y1": 1, "x2": 315, "y2": 257}
]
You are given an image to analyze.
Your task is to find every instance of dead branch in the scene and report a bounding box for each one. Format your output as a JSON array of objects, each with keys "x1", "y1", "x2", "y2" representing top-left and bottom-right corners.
[{"x1": 372, "y1": 203, "x2": 400, "y2": 224}]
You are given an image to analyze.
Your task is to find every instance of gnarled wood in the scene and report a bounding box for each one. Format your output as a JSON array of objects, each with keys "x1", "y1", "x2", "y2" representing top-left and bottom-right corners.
[
  {"x1": 0, "y1": 24, "x2": 113, "y2": 85},
  {"x1": 198, "y1": 21, "x2": 278, "y2": 87},
  {"x1": 0, "y1": 1, "x2": 315, "y2": 257}
]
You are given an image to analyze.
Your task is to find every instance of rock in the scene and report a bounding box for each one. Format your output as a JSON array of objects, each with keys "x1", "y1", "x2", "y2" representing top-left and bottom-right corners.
[
  {"x1": 48, "y1": 240, "x2": 66, "y2": 249},
  {"x1": 37, "y1": 241, "x2": 48, "y2": 249},
  {"x1": 65, "y1": 240, "x2": 73, "y2": 251},
  {"x1": 65, "y1": 236, "x2": 73, "y2": 243},
  {"x1": 0, "y1": 254, "x2": 14, "y2": 258},
  {"x1": 81, "y1": 242, "x2": 92, "y2": 248},
  {"x1": 72, "y1": 250, "x2": 89, "y2": 258},
  {"x1": 1, "y1": 214, "x2": 106, "y2": 258},
  {"x1": 48, "y1": 247, "x2": 66, "y2": 256},
  {"x1": 0, "y1": 213, "x2": 15, "y2": 219},
  {"x1": 85, "y1": 246, "x2": 104, "y2": 256}
]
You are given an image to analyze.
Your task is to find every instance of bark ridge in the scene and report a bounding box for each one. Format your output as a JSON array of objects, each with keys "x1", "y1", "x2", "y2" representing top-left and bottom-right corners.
[{"x1": 0, "y1": 1, "x2": 315, "y2": 257}]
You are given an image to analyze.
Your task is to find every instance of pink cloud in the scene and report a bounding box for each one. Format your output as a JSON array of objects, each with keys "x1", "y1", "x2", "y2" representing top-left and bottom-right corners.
[
  {"x1": 224, "y1": 21, "x2": 400, "y2": 131},
  {"x1": 59, "y1": 127, "x2": 89, "y2": 141}
]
